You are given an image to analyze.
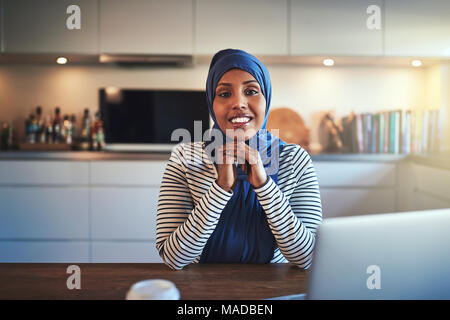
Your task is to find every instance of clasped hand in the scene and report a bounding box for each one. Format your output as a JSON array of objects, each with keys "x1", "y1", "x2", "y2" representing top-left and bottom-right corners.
[{"x1": 215, "y1": 138, "x2": 268, "y2": 192}]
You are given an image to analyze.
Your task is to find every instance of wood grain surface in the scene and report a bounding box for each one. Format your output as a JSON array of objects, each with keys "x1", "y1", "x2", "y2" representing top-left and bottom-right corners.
[{"x1": 0, "y1": 263, "x2": 309, "y2": 300}]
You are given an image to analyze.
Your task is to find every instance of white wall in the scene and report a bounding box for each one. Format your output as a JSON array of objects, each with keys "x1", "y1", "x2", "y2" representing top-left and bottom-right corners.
[{"x1": 0, "y1": 62, "x2": 428, "y2": 145}]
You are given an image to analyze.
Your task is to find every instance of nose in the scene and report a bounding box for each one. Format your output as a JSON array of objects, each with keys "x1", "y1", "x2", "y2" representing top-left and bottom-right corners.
[{"x1": 231, "y1": 92, "x2": 248, "y2": 110}]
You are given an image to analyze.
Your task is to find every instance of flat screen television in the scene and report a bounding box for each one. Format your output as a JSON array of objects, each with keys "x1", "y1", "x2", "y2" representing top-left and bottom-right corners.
[{"x1": 99, "y1": 88, "x2": 211, "y2": 151}]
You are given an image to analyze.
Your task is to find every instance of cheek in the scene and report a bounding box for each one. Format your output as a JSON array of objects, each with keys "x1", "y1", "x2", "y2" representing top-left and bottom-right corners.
[
  {"x1": 212, "y1": 103, "x2": 225, "y2": 121},
  {"x1": 254, "y1": 98, "x2": 266, "y2": 124}
]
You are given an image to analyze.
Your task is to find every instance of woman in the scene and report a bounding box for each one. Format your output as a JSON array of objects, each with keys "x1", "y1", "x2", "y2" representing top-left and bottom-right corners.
[{"x1": 156, "y1": 49, "x2": 322, "y2": 270}]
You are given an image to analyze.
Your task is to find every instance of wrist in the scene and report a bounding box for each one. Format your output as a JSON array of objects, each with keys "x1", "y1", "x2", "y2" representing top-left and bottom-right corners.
[
  {"x1": 253, "y1": 175, "x2": 269, "y2": 189},
  {"x1": 216, "y1": 179, "x2": 232, "y2": 193}
]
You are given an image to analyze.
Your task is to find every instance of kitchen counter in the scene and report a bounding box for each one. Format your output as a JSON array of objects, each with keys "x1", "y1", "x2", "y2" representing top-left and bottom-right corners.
[
  {"x1": 0, "y1": 151, "x2": 172, "y2": 161},
  {"x1": 0, "y1": 150, "x2": 408, "y2": 162},
  {"x1": 409, "y1": 153, "x2": 450, "y2": 170},
  {"x1": 1, "y1": 149, "x2": 449, "y2": 169}
]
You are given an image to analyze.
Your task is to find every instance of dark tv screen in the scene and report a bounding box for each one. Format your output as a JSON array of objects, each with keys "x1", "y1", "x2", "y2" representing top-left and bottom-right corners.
[{"x1": 99, "y1": 89, "x2": 210, "y2": 144}]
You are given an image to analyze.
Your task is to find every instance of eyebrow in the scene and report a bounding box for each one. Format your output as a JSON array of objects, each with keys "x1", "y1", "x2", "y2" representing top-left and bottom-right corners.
[{"x1": 216, "y1": 80, "x2": 259, "y2": 87}]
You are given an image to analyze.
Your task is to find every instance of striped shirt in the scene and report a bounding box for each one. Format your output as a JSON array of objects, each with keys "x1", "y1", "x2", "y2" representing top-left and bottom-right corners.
[{"x1": 156, "y1": 141, "x2": 322, "y2": 270}]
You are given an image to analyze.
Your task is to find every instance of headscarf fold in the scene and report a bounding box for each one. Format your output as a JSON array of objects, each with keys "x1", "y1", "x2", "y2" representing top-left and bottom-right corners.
[{"x1": 200, "y1": 49, "x2": 286, "y2": 263}]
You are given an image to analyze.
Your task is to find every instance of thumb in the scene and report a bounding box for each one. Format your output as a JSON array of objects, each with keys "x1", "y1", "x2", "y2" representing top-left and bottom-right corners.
[{"x1": 239, "y1": 163, "x2": 247, "y2": 174}]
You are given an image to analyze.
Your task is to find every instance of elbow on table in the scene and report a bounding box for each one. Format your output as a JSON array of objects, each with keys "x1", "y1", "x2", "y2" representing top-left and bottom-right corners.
[
  {"x1": 160, "y1": 256, "x2": 187, "y2": 271},
  {"x1": 291, "y1": 253, "x2": 314, "y2": 270},
  {"x1": 165, "y1": 262, "x2": 185, "y2": 271},
  {"x1": 156, "y1": 246, "x2": 186, "y2": 271}
]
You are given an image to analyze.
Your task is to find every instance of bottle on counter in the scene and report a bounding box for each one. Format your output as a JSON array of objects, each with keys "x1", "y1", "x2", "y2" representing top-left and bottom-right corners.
[
  {"x1": 63, "y1": 114, "x2": 73, "y2": 144},
  {"x1": 80, "y1": 108, "x2": 91, "y2": 150},
  {"x1": 52, "y1": 107, "x2": 62, "y2": 143},
  {"x1": 70, "y1": 114, "x2": 78, "y2": 145},
  {"x1": 1, "y1": 121, "x2": 13, "y2": 150},
  {"x1": 90, "y1": 110, "x2": 105, "y2": 151},
  {"x1": 24, "y1": 114, "x2": 31, "y2": 143},
  {"x1": 26, "y1": 113, "x2": 37, "y2": 144},
  {"x1": 44, "y1": 115, "x2": 53, "y2": 144},
  {"x1": 35, "y1": 106, "x2": 46, "y2": 143},
  {"x1": 97, "y1": 126, "x2": 105, "y2": 151}
]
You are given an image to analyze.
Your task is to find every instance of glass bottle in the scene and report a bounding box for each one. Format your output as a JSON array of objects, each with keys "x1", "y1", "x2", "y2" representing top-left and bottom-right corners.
[
  {"x1": 52, "y1": 107, "x2": 62, "y2": 143},
  {"x1": 44, "y1": 115, "x2": 53, "y2": 144},
  {"x1": 35, "y1": 106, "x2": 45, "y2": 143},
  {"x1": 70, "y1": 114, "x2": 78, "y2": 145},
  {"x1": 80, "y1": 108, "x2": 91, "y2": 150},
  {"x1": 63, "y1": 115, "x2": 72, "y2": 144}
]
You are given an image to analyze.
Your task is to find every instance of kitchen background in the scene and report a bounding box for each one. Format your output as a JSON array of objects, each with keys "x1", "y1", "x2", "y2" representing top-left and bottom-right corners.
[
  {"x1": 0, "y1": 62, "x2": 440, "y2": 150},
  {"x1": 0, "y1": 0, "x2": 449, "y2": 152},
  {"x1": 0, "y1": 0, "x2": 450, "y2": 263}
]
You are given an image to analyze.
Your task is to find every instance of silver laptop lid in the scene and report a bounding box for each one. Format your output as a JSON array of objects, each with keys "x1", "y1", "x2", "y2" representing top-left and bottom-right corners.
[{"x1": 308, "y1": 208, "x2": 450, "y2": 299}]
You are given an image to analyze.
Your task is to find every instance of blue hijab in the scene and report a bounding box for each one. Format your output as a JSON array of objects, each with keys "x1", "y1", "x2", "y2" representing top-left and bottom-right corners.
[{"x1": 200, "y1": 49, "x2": 286, "y2": 264}]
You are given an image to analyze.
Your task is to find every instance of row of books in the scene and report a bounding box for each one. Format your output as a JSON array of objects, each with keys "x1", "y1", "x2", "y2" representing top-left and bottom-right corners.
[{"x1": 340, "y1": 109, "x2": 440, "y2": 154}]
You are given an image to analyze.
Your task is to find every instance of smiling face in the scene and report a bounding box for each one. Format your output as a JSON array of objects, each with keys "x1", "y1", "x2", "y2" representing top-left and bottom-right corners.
[{"x1": 213, "y1": 68, "x2": 266, "y2": 141}]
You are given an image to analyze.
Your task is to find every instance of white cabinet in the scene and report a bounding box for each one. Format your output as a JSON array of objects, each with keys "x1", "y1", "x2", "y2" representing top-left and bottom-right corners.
[
  {"x1": 0, "y1": 241, "x2": 89, "y2": 262},
  {"x1": 0, "y1": 187, "x2": 89, "y2": 239},
  {"x1": 2, "y1": 157, "x2": 447, "y2": 262},
  {"x1": 314, "y1": 162, "x2": 396, "y2": 187},
  {"x1": 412, "y1": 164, "x2": 450, "y2": 202},
  {"x1": 3, "y1": 0, "x2": 98, "y2": 54},
  {"x1": 314, "y1": 161, "x2": 397, "y2": 218},
  {"x1": 0, "y1": 160, "x2": 89, "y2": 185},
  {"x1": 413, "y1": 192, "x2": 450, "y2": 211},
  {"x1": 385, "y1": 0, "x2": 450, "y2": 57},
  {"x1": 320, "y1": 189, "x2": 396, "y2": 218},
  {"x1": 91, "y1": 187, "x2": 159, "y2": 241},
  {"x1": 409, "y1": 163, "x2": 450, "y2": 210},
  {"x1": 99, "y1": 0, "x2": 193, "y2": 54},
  {"x1": 91, "y1": 241, "x2": 161, "y2": 263},
  {"x1": 90, "y1": 161, "x2": 166, "y2": 186},
  {"x1": 195, "y1": 0, "x2": 288, "y2": 55},
  {"x1": 290, "y1": 0, "x2": 383, "y2": 56}
]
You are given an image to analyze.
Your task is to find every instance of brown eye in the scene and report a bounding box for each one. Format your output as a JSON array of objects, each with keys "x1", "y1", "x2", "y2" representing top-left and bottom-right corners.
[{"x1": 217, "y1": 91, "x2": 231, "y2": 98}]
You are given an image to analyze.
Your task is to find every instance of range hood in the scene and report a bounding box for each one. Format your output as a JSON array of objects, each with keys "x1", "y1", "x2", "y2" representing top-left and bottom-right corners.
[{"x1": 99, "y1": 54, "x2": 193, "y2": 67}]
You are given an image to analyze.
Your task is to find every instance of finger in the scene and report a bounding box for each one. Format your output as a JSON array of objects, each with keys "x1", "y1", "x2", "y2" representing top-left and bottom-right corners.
[{"x1": 237, "y1": 143, "x2": 259, "y2": 165}]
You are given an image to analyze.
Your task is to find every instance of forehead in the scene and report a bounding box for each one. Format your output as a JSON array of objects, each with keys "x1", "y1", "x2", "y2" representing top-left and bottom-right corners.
[{"x1": 218, "y1": 68, "x2": 258, "y2": 83}]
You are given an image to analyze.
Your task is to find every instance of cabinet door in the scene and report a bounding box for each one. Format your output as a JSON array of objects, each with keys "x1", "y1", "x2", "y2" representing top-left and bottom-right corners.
[
  {"x1": 385, "y1": 0, "x2": 450, "y2": 57},
  {"x1": 291, "y1": 0, "x2": 383, "y2": 56},
  {"x1": 0, "y1": 160, "x2": 89, "y2": 185},
  {"x1": 314, "y1": 162, "x2": 396, "y2": 187},
  {"x1": 90, "y1": 161, "x2": 166, "y2": 186},
  {"x1": 91, "y1": 241, "x2": 162, "y2": 263},
  {"x1": 412, "y1": 191, "x2": 450, "y2": 211},
  {"x1": 412, "y1": 164, "x2": 450, "y2": 203},
  {"x1": 0, "y1": 187, "x2": 89, "y2": 239},
  {"x1": 99, "y1": 0, "x2": 193, "y2": 54},
  {"x1": 320, "y1": 188, "x2": 396, "y2": 218},
  {"x1": 3, "y1": 0, "x2": 98, "y2": 54},
  {"x1": 91, "y1": 187, "x2": 159, "y2": 240},
  {"x1": 0, "y1": 241, "x2": 89, "y2": 262},
  {"x1": 195, "y1": 0, "x2": 288, "y2": 55}
]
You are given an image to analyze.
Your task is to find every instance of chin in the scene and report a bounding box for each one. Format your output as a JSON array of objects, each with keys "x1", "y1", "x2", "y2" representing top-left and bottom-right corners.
[{"x1": 222, "y1": 126, "x2": 259, "y2": 141}]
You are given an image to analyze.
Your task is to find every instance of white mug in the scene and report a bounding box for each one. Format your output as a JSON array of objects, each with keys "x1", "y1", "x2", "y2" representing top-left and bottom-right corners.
[{"x1": 126, "y1": 279, "x2": 180, "y2": 300}]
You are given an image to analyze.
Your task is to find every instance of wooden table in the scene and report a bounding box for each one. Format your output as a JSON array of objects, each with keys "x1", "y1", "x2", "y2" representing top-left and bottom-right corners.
[{"x1": 0, "y1": 263, "x2": 308, "y2": 300}]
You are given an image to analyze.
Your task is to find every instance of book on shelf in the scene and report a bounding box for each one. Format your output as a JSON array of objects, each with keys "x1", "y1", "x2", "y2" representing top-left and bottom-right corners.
[{"x1": 341, "y1": 109, "x2": 440, "y2": 154}]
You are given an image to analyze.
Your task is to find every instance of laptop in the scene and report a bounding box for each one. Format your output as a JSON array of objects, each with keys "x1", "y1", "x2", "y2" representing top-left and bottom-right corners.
[{"x1": 268, "y1": 208, "x2": 450, "y2": 300}]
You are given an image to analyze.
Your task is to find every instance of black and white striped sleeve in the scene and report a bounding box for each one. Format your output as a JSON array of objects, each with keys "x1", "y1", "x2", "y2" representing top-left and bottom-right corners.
[
  {"x1": 254, "y1": 146, "x2": 323, "y2": 269},
  {"x1": 156, "y1": 144, "x2": 233, "y2": 270}
]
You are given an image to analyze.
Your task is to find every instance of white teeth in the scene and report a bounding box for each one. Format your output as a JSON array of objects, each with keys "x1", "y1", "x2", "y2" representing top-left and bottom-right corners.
[{"x1": 231, "y1": 117, "x2": 251, "y2": 123}]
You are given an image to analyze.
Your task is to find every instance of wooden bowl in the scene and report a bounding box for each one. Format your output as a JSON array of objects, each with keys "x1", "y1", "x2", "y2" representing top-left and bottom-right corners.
[{"x1": 266, "y1": 107, "x2": 310, "y2": 152}]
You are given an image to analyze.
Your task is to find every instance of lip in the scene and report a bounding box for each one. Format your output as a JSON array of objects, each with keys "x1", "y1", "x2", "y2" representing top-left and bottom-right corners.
[
  {"x1": 230, "y1": 118, "x2": 252, "y2": 129},
  {"x1": 228, "y1": 114, "x2": 253, "y2": 121}
]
